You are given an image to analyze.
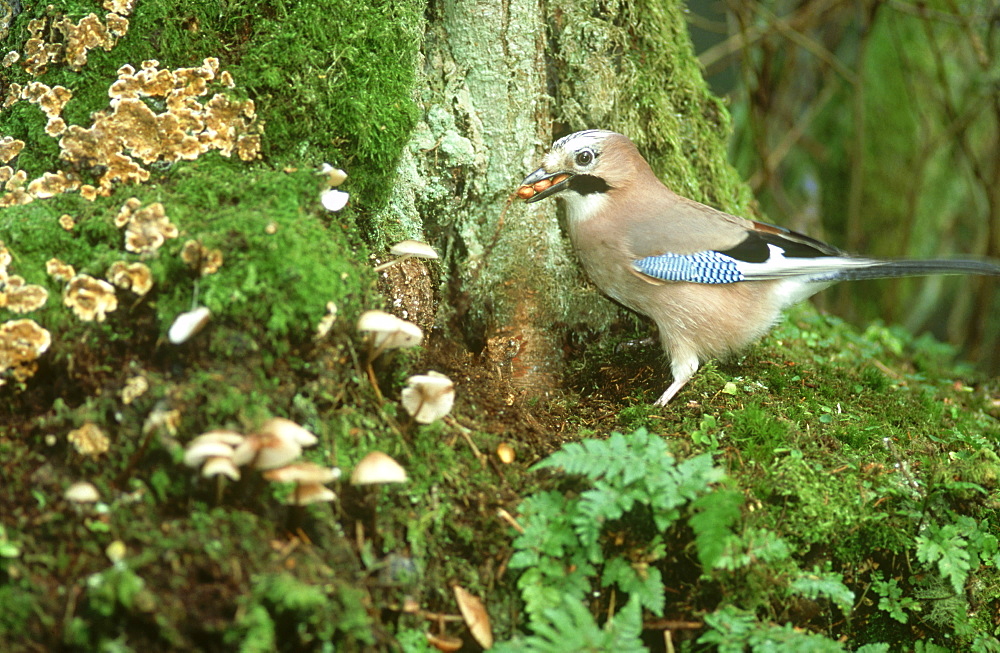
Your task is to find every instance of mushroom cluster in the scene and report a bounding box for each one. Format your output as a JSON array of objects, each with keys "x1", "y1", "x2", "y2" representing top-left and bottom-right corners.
[
  {"x1": 18, "y1": 10, "x2": 132, "y2": 77},
  {"x1": 1, "y1": 47, "x2": 262, "y2": 205},
  {"x1": 182, "y1": 418, "x2": 341, "y2": 506}
]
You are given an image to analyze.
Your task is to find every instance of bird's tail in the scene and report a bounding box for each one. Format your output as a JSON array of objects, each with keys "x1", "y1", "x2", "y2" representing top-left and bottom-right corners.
[{"x1": 812, "y1": 258, "x2": 1000, "y2": 282}]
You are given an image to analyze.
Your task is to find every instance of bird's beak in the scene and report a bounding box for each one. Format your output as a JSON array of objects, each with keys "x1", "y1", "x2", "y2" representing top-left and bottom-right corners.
[{"x1": 517, "y1": 167, "x2": 574, "y2": 203}]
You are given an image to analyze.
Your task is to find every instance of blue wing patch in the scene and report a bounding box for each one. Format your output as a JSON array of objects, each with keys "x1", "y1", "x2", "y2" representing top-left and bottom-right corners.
[{"x1": 633, "y1": 251, "x2": 745, "y2": 284}]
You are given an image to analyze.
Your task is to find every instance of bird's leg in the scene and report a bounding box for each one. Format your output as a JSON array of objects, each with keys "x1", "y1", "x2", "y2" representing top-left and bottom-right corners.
[{"x1": 654, "y1": 354, "x2": 699, "y2": 406}]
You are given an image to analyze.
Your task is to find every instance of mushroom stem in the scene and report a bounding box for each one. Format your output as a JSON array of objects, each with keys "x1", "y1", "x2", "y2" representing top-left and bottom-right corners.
[
  {"x1": 444, "y1": 416, "x2": 486, "y2": 467},
  {"x1": 372, "y1": 254, "x2": 413, "y2": 272},
  {"x1": 365, "y1": 359, "x2": 384, "y2": 402}
]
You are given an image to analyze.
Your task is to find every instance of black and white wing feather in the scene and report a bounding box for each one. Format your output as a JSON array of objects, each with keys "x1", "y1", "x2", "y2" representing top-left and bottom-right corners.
[{"x1": 633, "y1": 220, "x2": 1000, "y2": 284}]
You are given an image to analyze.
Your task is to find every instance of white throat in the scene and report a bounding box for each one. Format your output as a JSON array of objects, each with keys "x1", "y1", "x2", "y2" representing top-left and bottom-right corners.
[{"x1": 560, "y1": 190, "x2": 608, "y2": 226}]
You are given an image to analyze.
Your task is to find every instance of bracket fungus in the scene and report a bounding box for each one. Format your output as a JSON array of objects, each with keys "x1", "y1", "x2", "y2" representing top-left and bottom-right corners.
[
  {"x1": 67, "y1": 423, "x2": 110, "y2": 457},
  {"x1": 106, "y1": 261, "x2": 153, "y2": 296},
  {"x1": 0, "y1": 318, "x2": 51, "y2": 385},
  {"x1": 401, "y1": 372, "x2": 455, "y2": 424},
  {"x1": 64, "y1": 274, "x2": 117, "y2": 322},
  {"x1": 115, "y1": 201, "x2": 178, "y2": 254},
  {"x1": 46, "y1": 258, "x2": 75, "y2": 282},
  {"x1": 0, "y1": 275, "x2": 48, "y2": 313},
  {"x1": 180, "y1": 240, "x2": 223, "y2": 276},
  {"x1": 374, "y1": 240, "x2": 439, "y2": 272},
  {"x1": 0, "y1": 242, "x2": 48, "y2": 313}
]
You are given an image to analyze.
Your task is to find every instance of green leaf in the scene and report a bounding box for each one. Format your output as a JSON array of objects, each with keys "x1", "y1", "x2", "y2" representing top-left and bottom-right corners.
[
  {"x1": 690, "y1": 489, "x2": 743, "y2": 569},
  {"x1": 788, "y1": 569, "x2": 855, "y2": 616},
  {"x1": 917, "y1": 524, "x2": 971, "y2": 594}
]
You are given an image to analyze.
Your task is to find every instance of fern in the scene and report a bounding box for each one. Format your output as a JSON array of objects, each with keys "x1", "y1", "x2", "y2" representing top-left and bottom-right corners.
[
  {"x1": 917, "y1": 522, "x2": 972, "y2": 594},
  {"x1": 871, "y1": 573, "x2": 919, "y2": 624},
  {"x1": 690, "y1": 489, "x2": 744, "y2": 569},
  {"x1": 510, "y1": 428, "x2": 729, "y2": 622},
  {"x1": 491, "y1": 597, "x2": 647, "y2": 653},
  {"x1": 699, "y1": 605, "x2": 847, "y2": 652},
  {"x1": 788, "y1": 568, "x2": 855, "y2": 616}
]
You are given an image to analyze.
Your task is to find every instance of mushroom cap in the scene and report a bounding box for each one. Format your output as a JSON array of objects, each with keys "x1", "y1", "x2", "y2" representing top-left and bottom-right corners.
[
  {"x1": 183, "y1": 440, "x2": 235, "y2": 468},
  {"x1": 317, "y1": 163, "x2": 347, "y2": 188},
  {"x1": 356, "y1": 310, "x2": 422, "y2": 350},
  {"x1": 453, "y1": 585, "x2": 493, "y2": 649},
  {"x1": 263, "y1": 462, "x2": 339, "y2": 484},
  {"x1": 388, "y1": 240, "x2": 438, "y2": 260},
  {"x1": 350, "y1": 451, "x2": 408, "y2": 485},
  {"x1": 202, "y1": 456, "x2": 241, "y2": 480},
  {"x1": 260, "y1": 417, "x2": 318, "y2": 447},
  {"x1": 168, "y1": 306, "x2": 211, "y2": 344},
  {"x1": 425, "y1": 633, "x2": 463, "y2": 652},
  {"x1": 287, "y1": 482, "x2": 337, "y2": 505},
  {"x1": 400, "y1": 371, "x2": 455, "y2": 424},
  {"x1": 64, "y1": 481, "x2": 100, "y2": 503},
  {"x1": 232, "y1": 432, "x2": 302, "y2": 470},
  {"x1": 321, "y1": 188, "x2": 349, "y2": 212},
  {"x1": 188, "y1": 429, "x2": 245, "y2": 448}
]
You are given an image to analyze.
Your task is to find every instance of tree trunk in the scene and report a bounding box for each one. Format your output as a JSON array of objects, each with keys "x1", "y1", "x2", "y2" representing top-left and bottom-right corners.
[{"x1": 376, "y1": 0, "x2": 753, "y2": 396}]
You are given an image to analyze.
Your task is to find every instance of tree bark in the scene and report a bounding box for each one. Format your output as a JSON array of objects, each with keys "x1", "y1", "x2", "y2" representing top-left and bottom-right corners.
[{"x1": 374, "y1": 0, "x2": 753, "y2": 396}]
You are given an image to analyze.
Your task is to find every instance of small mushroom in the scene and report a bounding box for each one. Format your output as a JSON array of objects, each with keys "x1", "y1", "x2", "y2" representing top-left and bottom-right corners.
[
  {"x1": 201, "y1": 456, "x2": 240, "y2": 481},
  {"x1": 321, "y1": 188, "x2": 349, "y2": 212},
  {"x1": 496, "y1": 442, "x2": 515, "y2": 464},
  {"x1": 183, "y1": 439, "x2": 237, "y2": 468},
  {"x1": 357, "y1": 310, "x2": 422, "y2": 352},
  {"x1": 168, "y1": 306, "x2": 211, "y2": 344},
  {"x1": 259, "y1": 417, "x2": 318, "y2": 448},
  {"x1": 425, "y1": 633, "x2": 463, "y2": 652},
  {"x1": 356, "y1": 311, "x2": 423, "y2": 399},
  {"x1": 373, "y1": 240, "x2": 439, "y2": 272},
  {"x1": 184, "y1": 430, "x2": 245, "y2": 499},
  {"x1": 264, "y1": 461, "x2": 339, "y2": 484},
  {"x1": 350, "y1": 451, "x2": 408, "y2": 485},
  {"x1": 231, "y1": 432, "x2": 301, "y2": 470},
  {"x1": 288, "y1": 483, "x2": 337, "y2": 505},
  {"x1": 64, "y1": 481, "x2": 100, "y2": 504},
  {"x1": 400, "y1": 371, "x2": 455, "y2": 424},
  {"x1": 264, "y1": 462, "x2": 340, "y2": 505},
  {"x1": 317, "y1": 163, "x2": 347, "y2": 188},
  {"x1": 453, "y1": 585, "x2": 493, "y2": 649}
]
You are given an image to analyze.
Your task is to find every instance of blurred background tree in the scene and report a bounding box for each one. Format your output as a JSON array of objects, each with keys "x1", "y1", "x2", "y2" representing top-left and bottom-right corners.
[{"x1": 688, "y1": 0, "x2": 1000, "y2": 372}]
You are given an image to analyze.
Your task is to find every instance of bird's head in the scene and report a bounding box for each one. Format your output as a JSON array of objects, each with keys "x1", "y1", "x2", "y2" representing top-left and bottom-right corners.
[{"x1": 518, "y1": 130, "x2": 645, "y2": 213}]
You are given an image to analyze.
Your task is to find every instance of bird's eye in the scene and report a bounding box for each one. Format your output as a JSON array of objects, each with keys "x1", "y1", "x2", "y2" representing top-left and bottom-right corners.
[{"x1": 575, "y1": 149, "x2": 595, "y2": 167}]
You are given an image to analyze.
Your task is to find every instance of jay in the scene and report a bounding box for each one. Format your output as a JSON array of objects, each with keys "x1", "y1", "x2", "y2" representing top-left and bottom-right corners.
[{"x1": 518, "y1": 129, "x2": 1000, "y2": 405}]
